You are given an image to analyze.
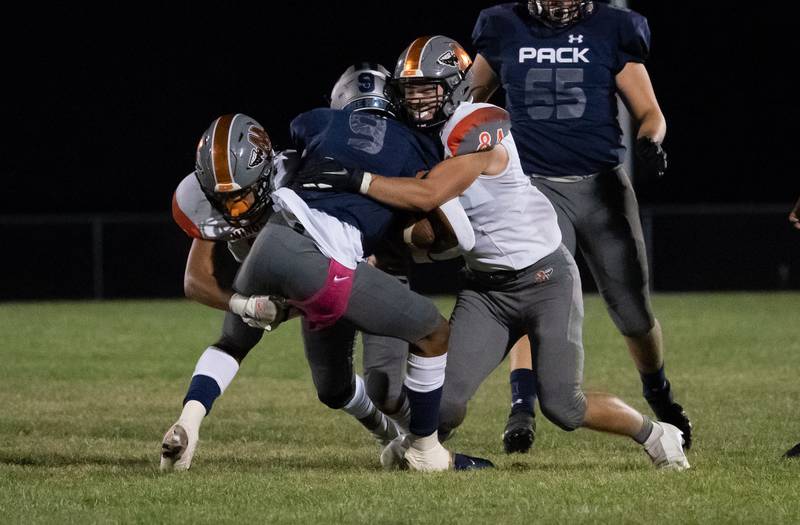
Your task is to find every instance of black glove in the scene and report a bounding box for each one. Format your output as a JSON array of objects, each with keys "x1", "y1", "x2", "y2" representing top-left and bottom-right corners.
[
  {"x1": 635, "y1": 137, "x2": 668, "y2": 180},
  {"x1": 292, "y1": 156, "x2": 365, "y2": 193}
]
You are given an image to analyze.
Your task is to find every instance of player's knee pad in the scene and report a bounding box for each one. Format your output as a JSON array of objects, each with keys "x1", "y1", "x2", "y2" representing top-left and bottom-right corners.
[
  {"x1": 608, "y1": 305, "x2": 655, "y2": 338},
  {"x1": 539, "y1": 388, "x2": 586, "y2": 431},
  {"x1": 316, "y1": 382, "x2": 356, "y2": 410},
  {"x1": 437, "y1": 398, "x2": 467, "y2": 438},
  {"x1": 604, "y1": 290, "x2": 655, "y2": 338}
]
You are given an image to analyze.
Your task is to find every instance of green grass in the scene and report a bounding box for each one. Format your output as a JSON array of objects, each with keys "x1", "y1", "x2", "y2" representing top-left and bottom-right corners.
[{"x1": 1, "y1": 293, "x2": 799, "y2": 524}]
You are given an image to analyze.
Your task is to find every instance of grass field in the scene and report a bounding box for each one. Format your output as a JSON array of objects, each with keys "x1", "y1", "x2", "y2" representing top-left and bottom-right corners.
[{"x1": 1, "y1": 293, "x2": 799, "y2": 524}]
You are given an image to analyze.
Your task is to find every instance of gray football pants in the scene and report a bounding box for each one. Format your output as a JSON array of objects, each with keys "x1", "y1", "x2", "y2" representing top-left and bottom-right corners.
[
  {"x1": 229, "y1": 216, "x2": 438, "y2": 411},
  {"x1": 532, "y1": 168, "x2": 655, "y2": 337},
  {"x1": 439, "y1": 245, "x2": 587, "y2": 435}
]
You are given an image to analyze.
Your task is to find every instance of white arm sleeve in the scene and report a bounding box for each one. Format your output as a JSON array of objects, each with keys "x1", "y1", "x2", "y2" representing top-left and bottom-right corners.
[{"x1": 438, "y1": 197, "x2": 475, "y2": 252}]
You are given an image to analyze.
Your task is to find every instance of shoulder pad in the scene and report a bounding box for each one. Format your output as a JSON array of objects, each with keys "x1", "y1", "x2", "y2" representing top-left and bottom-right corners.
[
  {"x1": 172, "y1": 174, "x2": 204, "y2": 239},
  {"x1": 441, "y1": 103, "x2": 511, "y2": 157}
]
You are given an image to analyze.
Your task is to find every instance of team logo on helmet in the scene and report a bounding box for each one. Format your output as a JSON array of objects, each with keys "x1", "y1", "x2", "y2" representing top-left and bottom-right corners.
[
  {"x1": 436, "y1": 50, "x2": 459, "y2": 68},
  {"x1": 246, "y1": 126, "x2": 271, "y2": 169}
]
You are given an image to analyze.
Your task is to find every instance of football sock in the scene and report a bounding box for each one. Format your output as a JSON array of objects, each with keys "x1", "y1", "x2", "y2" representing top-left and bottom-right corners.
[
  {"x1": 342, "y1": 375, "x2": 373, "y2": 419},
  {"x1": 388, "y1": 395, "x2": 411, "y2": 435},
  {"x1": 509, "y1": 368, "x2": 536, "y2": 415},
  {"x1": 183, "y1": 347, "x2": 240, "y2": 414},
  {"x1": 342, "y1": 375, "x2": 394, "y2": 436},
  {"x1": 640, "y1": 366, "x2": 669, "y2": 398},
  {"x1": 404, "y1": 353, "x2": 447, "y2": 437},
  {"x1": 634, "y1": 415, "x2": 655, "y2": 444}
]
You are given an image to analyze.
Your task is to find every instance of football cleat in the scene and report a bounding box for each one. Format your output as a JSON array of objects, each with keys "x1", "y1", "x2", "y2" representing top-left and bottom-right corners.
[
  {"x1": 368, "y1": 414, "x2": 400, "y2": 448},
  {"x1": 502, "y1": 410, "x2": 536, "y2": 454},
  {"x1": 643, "y1": 422, "x2": 690, "y2": 471},
  {"x1": 380, "y1": 434, "x2": 411, "y2": 471},
  {"x1": 159, "y1": 422, "x2": 198, "y2": 472},
  {"x1": 403, "y1": 433, "x2": 452, "y2": 472},
  {"x1": 381, "y1": 434, "x2": 495, "y2": 472},
  {"x1": 783, "y1": 442, "x2": 800, "y2": 458},
  {"x1": 453, "y1": 453, "x2": 495, "y2": 471},
  {"x1": 645, "y1": 385, "x2": 693, "y2": 450}
]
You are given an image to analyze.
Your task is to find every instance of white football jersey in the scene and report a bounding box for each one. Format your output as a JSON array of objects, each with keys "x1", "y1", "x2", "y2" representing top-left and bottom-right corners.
[
  {"x1": 441, "y1": 103, "x2": 562, "y2": 272},
  {"x1": 172, "y1": 150, "x2": 296, "y2": 262}
]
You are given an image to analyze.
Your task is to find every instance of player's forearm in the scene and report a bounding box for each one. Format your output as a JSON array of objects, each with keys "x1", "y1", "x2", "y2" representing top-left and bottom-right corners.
[
  {"x1": 636, "y1": 109, "x2": 666, "y2": 144},
  {"x1": 367, "y1": 176, "x2": 445, "y2": 212},
  {"x1": 184, "y1": 272, "x2": 233, "y2": 311},
  {"x1": 368, "y1": 154, "x2": 488, "y2": 212}
]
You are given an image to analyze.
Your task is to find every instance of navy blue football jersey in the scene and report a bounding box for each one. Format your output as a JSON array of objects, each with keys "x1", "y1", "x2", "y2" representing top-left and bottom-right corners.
[
  {"x1": 473, "y1": 2, "x2": 650, "y2": 177},
  {"x1": 290, "y1": 108, "x2": 441, "y2": 253}
]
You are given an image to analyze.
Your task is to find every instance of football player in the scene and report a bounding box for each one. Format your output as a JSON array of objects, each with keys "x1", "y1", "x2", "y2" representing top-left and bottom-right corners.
[
  {"x1": 295, "y1": 36, "x2": 689, "y2": 470},
  {"x1": 469, "y1": 0, "x2": 692, "y2": 453},
  {"x1": 161, "y1": 113, "x2": 400, "y2": 471},
  {"x1": 225, "y1": 63, "x2": 490, "y2": 471}
]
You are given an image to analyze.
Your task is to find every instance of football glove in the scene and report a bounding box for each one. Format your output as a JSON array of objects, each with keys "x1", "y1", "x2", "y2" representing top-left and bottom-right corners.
[
  {"x1": 292, "y1": 156, "x2": 370, "y2": 194},
  {"x1": 229, "y1": 293, "x2": 290, "y2": 331},
  {"x1": 635, "y1": 137, "x2": 668, "y2": 180}
]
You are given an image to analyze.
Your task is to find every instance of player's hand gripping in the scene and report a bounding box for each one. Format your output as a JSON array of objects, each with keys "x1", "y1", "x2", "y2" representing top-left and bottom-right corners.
[
  {"x1": 636, "y1": 137, "x2": 668, "y2": 181},
  {"x1": 229, "y1": 294, "x2": 290, "y2": 331},
  {"x1": 292, "y1": 156, "x2": 372, "y2": 194}
]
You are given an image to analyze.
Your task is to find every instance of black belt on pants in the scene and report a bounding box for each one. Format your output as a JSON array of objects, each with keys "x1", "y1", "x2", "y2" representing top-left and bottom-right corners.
[{"x1": 464, "y1": 263, "x2": 536, "y2": 285}]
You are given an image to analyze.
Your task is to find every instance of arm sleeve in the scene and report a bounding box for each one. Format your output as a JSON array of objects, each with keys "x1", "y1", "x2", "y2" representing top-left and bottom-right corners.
[
  {"x1": 472, "y1": 9, "x2": 503, "y2": 74},
  {"x1": 616, "y1": 11, "x2": 651, "y2": 73},
  {"x1": 437, "y1": 197, "x2": 475, "y2": 252}
]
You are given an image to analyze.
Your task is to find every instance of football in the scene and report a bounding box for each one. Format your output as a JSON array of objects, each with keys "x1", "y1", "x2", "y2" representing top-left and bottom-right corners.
[{"x1": 403, "y1": 208, "x2": 459, "y2": 254}]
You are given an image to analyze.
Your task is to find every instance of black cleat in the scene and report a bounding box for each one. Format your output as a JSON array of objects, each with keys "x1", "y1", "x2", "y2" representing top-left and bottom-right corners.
[
  {"x1": 502, "y1": 411, "x2": 535, "y2": 454},
  {"x1": 784, "y1": 443, "x2": 800, "y2": 458},
  {"x1": 453, "y1": 453, "x2": 495, "y2": 470},
  {"x1": 645, "y1": 384, "x2": 693, "y2": 450}
]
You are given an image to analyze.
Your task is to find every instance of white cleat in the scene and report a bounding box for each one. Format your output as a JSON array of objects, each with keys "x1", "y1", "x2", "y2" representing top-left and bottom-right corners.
[
  {"x1": 402, "y1": 433, "x2": 452, "y2": 472},
  {"x1": 380, "y1": 434, "x2": 410, "y2": 470},
  {"x1": 644, "y1": 422, "x2": 691, "y2": 471},
  {"x1": 159, "y1": 422, "x2": 199, "y2": 472}
]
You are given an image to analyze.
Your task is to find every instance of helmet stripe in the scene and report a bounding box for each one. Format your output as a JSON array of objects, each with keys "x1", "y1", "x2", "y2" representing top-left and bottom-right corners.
[
  {"x1": 211, "y1": 114, "x2": 235, "y2": 191},
  {"x1": 401, "y1": 36, "x2": 432, "y2": 78}
]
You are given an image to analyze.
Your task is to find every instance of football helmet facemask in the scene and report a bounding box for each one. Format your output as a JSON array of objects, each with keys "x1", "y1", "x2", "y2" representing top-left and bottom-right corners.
[{"x1": 528, "y1": 0, "x2": 594, "y2": 29}]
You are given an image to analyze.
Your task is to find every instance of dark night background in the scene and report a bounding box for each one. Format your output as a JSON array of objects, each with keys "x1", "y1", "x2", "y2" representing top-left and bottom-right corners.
[{"x1": 2, "y1": 2, "x2": 798, "y2": 298}]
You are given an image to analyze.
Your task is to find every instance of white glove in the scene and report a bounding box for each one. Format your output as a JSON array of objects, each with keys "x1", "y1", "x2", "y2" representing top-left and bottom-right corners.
[{"x1": 229, "y1": 293, "x2": 287, "y2": 331}]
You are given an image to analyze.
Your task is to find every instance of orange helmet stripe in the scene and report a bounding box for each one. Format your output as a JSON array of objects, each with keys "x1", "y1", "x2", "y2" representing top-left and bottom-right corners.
[
  {"x1": 401, "y1": 36, "x2": 432, "y2": 78},
  {"x1": 453, "y1": 43, "x2": 473, "y2": 71},
  {"x1": 211, "y1": 114, "x2": 235, "y2": 191}
]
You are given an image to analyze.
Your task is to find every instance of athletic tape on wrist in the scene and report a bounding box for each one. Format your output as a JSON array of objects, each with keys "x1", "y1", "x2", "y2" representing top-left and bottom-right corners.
[{"x1": 359, "y1": 172, "x2": 373, "y2": 195}]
